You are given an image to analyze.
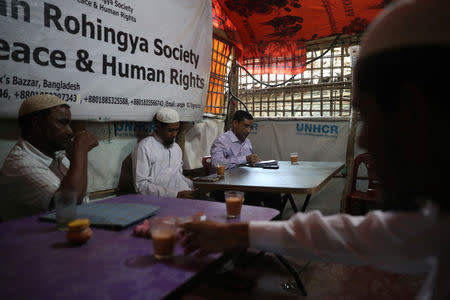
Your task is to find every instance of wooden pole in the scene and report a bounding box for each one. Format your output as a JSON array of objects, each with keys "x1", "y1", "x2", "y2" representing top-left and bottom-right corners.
[
  {"x1": 226, "y1": 47, "x2": 238, "y2": 131},
  {"x1": 340, "y1": 90, "x2": 359, "y2": 213},
  {"x1": 176, "y1": 121, "x2": 187, "y2": 159}
]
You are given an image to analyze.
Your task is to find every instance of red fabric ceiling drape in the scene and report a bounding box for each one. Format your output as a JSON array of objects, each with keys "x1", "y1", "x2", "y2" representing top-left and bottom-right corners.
[{"x1": 213, "y1": 0, "x2": 391, "y2": 74}]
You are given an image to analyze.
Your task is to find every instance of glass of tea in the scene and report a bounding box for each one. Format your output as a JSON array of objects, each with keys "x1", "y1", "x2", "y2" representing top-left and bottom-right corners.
[
  {"x1": 225, "y1": 191, "x2": 244, "y2": 218},
  {"x1": 150, "y1": 217, "x2": 177, "y2": 259},
  {"x1": 290, "y1": 152, "x2": 299, "y2": 165},
  {"x1": 216, "y1": 164, "x2": 225, "y2": 176}
]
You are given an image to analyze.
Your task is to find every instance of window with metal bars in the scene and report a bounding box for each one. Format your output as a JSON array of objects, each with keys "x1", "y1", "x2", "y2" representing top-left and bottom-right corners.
[
  {"x1": 204, "y1": 38, "x2": 231, "y2": 115},
  {"x1": 237, "y1": 41, "x2": 356, "y2": 118}
]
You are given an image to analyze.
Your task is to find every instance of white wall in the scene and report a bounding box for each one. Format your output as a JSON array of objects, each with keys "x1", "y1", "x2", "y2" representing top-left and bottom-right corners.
[
  {"x1": 0, "y1": 120, "x2": 20, "y2": 163},
  {"x1": 183, "y1": 118, "x2": 224, "y2": 169},
  {"x1": 87, "y1": 138, "x2": 137, "y2": 192}
]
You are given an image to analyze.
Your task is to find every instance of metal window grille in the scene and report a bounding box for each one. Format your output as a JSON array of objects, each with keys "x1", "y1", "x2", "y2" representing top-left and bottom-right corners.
[
  {"x1": 237, "y1": 40, "x2": 357, "y2": 118},
  {"x1": 204, "y1": 38, "x2": 231, "y2": 115}
]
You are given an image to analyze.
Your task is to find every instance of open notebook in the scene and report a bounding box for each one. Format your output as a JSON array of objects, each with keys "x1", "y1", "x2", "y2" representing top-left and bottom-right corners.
[
  {"x1": 39, "y1": 202, "x2": 159, "y2": 230},
  {"x1": 247, "y1": 160, "x2": 279, "y2": 168}
]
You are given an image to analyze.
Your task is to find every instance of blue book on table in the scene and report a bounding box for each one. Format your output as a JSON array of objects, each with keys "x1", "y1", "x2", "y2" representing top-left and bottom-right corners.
[{"x1": 39, "y1": 202, "x2": 159, "y2": 230}]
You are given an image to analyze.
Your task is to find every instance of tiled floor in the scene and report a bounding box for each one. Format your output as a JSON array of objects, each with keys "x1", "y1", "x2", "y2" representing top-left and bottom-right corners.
[
  {"x1": 272, "y1": 176, "x2": 346, "y2": 222},
  {"x1": 181, "y1": 250, "x2": 424, "y2": 300}
]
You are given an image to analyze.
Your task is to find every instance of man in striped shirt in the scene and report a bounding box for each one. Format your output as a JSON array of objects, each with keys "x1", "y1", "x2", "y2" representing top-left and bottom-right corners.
[{"x1": 0, "y1": 94, "x2": 98, "y2": 220}]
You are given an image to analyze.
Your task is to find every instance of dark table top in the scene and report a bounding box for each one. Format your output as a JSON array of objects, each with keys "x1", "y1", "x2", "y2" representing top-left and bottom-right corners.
[
  {"x1": 0, "y1": 194, "x2": 278, "y2": 300},
  {"x1": 194, "y1": 161, "x2": 344, "y2": 193}
]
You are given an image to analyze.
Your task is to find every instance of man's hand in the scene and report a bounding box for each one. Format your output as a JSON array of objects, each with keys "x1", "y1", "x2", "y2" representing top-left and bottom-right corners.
[
  {"x1": 61, "y1": 130, "x2": 98, "y2": 205},
  {"x1": 246, "y1": 154, "x2": 260, "y2": 164},
  {"x1": 65, "y1": 131, "x2": 98, "y2": 161},
  {"x1": 73, "y1": 130, "x2": 99, "y2": 153},
  {"x1": 177, "y1": 190, "x2": 194, "y2": 199},
  {"x1": 179, "y1": 221, "x2": 249, "y2": 256}
]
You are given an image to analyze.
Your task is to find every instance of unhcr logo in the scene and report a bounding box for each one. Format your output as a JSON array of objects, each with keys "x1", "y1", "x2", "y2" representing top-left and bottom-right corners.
[
  {"x1": 296, "y1": 122, "x2": 338, "y2": 138},
  {"x1": 114, "y1": 121, "x2": 155, "y2": 137},
  {"x1": 250, "y1": 122, "x2": 258, "y2": 134}
]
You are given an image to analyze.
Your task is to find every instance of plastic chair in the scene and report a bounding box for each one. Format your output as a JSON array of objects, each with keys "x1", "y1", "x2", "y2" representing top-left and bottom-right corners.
[
  {"x1": 201, "y1": 155, "x2": 213, "y2": 175},
  {"x1": 346, "y1": 153, "x2": 378, "y2": 215}
]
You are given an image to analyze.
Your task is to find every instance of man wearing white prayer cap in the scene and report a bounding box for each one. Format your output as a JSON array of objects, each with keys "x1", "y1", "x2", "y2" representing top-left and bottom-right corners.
[
  {"x1": 179, "y1": 1, "x2": 450, "y2": 299},
  {"x1": 132, "y1": 107, "x2": 195, "y2": 198},
  {"x1": 0, "y1": 94, "x2": 98, "y2": 220}
]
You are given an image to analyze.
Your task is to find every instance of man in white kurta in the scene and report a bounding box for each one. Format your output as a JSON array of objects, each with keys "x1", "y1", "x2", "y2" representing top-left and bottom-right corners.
[{"x1": 132, "y1": 108, "x2": 194, "y2": 198}]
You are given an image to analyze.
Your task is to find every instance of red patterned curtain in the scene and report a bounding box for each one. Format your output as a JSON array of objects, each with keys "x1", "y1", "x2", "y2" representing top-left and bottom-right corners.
[{"x1": 213, "y1": 0, "x2": 391, "y2": 75}]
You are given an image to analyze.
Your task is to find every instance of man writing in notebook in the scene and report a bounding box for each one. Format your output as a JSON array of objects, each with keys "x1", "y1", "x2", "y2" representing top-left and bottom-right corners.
[
  {"x1": 210, "y1": 110, "x2": 281, "y2": 209},
  {"x1": 132, "y1": 108, "x2": 195, "y2": 198},
  {"x1": 210, "y1": 110, "x2": 260, "y2": 169}
]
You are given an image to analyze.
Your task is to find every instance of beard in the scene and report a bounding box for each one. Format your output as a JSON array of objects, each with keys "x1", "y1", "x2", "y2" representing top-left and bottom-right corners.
[{"x1": 162, "y1": 139, "x2": 175, "y2": 148}]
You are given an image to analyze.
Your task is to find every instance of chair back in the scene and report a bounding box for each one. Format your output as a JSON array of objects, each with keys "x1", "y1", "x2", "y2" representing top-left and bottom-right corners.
[
  {"x1": 201, "y1": 155, "x2": 213, "y2": 175},
  {"x1": 351, "y1": 153, "x2": 377, "y2": 195},
  {"x1": 116, "y1": 154, "x2": 135, "y2": 195},
  {"x1": 346, "y1": 153, "x2": 378, "y2": 215}
]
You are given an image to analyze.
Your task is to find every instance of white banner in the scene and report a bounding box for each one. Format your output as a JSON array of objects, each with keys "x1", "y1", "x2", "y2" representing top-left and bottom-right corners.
[
  {"x1": 249, "y1": 120, "x2": 350, "y2": 162},
  {"x1": 0, "y1": 0, "x2": 212, "y2": 121},
  {"x1": 248, "y1": 120, "x2": 350, "y2": 215}
]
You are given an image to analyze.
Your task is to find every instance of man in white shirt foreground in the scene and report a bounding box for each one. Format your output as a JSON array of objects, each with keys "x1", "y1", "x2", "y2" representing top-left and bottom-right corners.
[
  {"x1": 132, "y1": 107, "x2": 195, "y2": 198},
  {"x1": 0, "y1": 94, "x2": 98, "y2": 220},
  {"x1": 180, "y1": 0, "x2": 450, "y2": 299}
]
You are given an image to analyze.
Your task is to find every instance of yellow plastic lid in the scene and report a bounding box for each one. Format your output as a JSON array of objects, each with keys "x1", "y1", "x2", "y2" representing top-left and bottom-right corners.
[{"x1": 67, "y1": 218, "x2": 90, "y2": 230}]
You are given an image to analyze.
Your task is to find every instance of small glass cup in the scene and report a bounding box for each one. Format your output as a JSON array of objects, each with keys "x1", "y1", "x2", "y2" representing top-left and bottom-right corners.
[
  {"x1": 225, "y1": 191, "x2": 244, "y2": 219},
  {"x1": 216, "y1": 164, "x2": 225, "y2": 176},
  {"x1": 290, "y1": 152, "x2": 299, "y2": 165},
  {"x1": 150, "y1": 217, "x2": 177, "y2": 260},
  {"x1": 55, "y1": 190, "x2": 77, "y2": 231}
]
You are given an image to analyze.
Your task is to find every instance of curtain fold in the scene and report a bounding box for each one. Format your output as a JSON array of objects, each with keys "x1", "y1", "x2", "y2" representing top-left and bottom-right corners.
[{"x1": 212, "y1": 0, "x2": 389, "y2": 75}]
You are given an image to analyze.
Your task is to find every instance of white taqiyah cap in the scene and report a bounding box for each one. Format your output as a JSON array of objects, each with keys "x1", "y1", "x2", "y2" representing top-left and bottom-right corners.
[
  {"x1": 359, "y1": 0, "x2": 450, "y2": 60},
  {"x1": 155, "y1": 107, "x2": 179, "y2": 123},
  {"x1": 18, "y1": 94, "x2": 66, "y2": 117}
]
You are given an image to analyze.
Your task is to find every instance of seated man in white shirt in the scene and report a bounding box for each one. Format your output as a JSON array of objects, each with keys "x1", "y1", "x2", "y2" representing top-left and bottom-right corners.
[
  {"x1": 132, "y1": 108, "x2": 195, "y2": 198},
  {"x1": 179, "y1": 1, "x2": 450, "y2": 299},
  {"x1": 0, "y1": 95, "x2": 98, "y2": 220}
]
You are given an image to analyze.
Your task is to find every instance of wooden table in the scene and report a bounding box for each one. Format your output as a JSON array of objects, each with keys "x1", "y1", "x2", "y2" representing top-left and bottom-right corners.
[
  {"x1": 194, "y1": 161, "x2": 344, "y2": 212},
  {"x1": 0, "y1": 195, "x2": 278, "y2": 300}
]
